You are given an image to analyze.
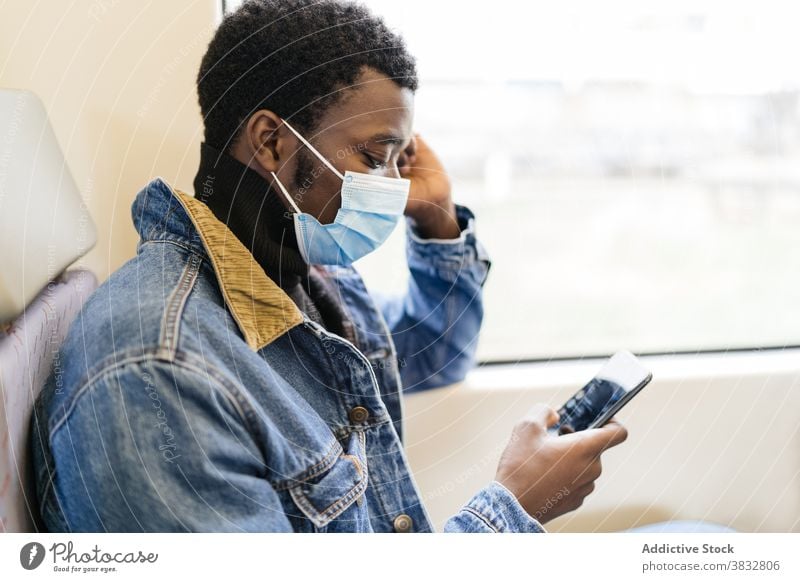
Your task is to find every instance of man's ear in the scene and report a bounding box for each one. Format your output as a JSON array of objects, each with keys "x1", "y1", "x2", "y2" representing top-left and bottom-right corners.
[{"x1": 240, "y1": 109, "x2": 286, "y2": 174}]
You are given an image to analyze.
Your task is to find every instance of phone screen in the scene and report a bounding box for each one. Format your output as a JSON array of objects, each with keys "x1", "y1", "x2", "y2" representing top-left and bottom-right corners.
[{"x1": 552, "y1": 350, "x2": 651, "y2": 433}]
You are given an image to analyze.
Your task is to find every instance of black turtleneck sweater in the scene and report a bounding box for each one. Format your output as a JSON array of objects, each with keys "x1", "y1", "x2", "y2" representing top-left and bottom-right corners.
[{"x1": 192, "y1": 141, "x2": 357, "y2": 345}]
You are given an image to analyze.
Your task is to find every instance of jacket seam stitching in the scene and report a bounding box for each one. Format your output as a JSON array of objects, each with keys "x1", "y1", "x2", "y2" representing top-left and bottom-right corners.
[
  {"x1": 167, "y1": 184, "x2": 302, "y2": 351},
  {"x1": 158, "y1": 252, "x2": 202, "y2": 356},
  {"x1": 168, "y1": 352, "x2": 258, "y2": 437},
  {"x1": 271, "y1": 438, "x2": 343, "y2": 490},
  {"x1": 290, "y1": 471, "x2": 368, "y2": 528},
  {"x1": 253, "y1": 320, "x2": 303, "y2": 352},
  {"x1": 461, "y1": 506, "x2": 500, "y2": 532},
  {"x1": 138, "y1": 238, "x2": 205, "y2": 256},
  {"x1": 287, "y1": 432, "x2": 369, "y2": 527},
  {"x1": 162, "y1": 353, "x2": 331, "y2": 491},
  {"x1": 43, "y1": 354, "x2": 266, "y2": 521},
  {"x1": 145, "y1": 201, "x2": 179, "y2": 242},
  {"x1": 48, "y1": 351, "x2": 252, "y2": 441},
  {"x1": 46, "y1": 348, "x2": 342, "y2": 491}
]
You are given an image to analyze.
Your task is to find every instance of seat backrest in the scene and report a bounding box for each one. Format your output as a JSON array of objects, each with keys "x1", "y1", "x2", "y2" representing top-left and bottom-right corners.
[
  {"x1": 0, "y1": 268, "x2": 97, "y2": 532},
  {"x1": 0, "y1": 88, "x2": 97, "y2": 323}
]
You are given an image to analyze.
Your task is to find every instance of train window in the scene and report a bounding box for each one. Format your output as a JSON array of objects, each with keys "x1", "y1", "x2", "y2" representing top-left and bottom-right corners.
[{"x1": 223, "y1": 1, "x2": 800, "y2": 362}]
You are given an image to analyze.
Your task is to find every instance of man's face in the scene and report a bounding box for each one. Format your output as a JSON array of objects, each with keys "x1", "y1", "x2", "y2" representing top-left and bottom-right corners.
[{"x1": 278, "y1": 67, "x2": 415, "y2": 224}]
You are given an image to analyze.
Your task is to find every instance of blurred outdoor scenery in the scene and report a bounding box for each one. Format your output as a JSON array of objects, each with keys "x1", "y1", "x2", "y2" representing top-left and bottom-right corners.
[{"x1": 228, "y1": 0, "x2": 800, "y2": 361}]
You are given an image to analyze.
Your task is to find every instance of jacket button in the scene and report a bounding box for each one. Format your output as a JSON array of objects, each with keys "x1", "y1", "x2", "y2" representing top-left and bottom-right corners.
[
  {"x1": 349, "y1": 406, "x2": 370, "y2": 424},
  {"x1": 393, "y1": 514, "x2": 413, "y2": 532}
]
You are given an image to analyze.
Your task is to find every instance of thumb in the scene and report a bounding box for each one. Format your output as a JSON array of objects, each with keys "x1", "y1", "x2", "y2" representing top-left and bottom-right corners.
[
  {"x1": 579, "y1": 419, "x2": 629, "y2": 454},
  {"x1": 524, "y1": 403, "x2": 560, "y2": 429}
]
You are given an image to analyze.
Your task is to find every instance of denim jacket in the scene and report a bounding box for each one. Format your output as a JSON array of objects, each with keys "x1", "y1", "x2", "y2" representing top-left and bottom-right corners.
[{"x1": 30, "y1": 176, "x2": 545, "y2": 533}]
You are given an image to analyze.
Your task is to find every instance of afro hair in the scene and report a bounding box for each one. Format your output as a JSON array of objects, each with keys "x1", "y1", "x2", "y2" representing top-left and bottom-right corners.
[{"x1": 197, "y1": 0, "x2": 418, "y2": 152}]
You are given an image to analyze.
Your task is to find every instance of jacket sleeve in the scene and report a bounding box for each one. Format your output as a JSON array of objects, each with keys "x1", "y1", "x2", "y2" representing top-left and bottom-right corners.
[
  {"x1": 373, "y1": 204, "x2": 492, "y2": 393},
  {"x1": 443, "y1": 480, "x2": 547, "y2": 533},
  {"x1": 41, "y1": 356, "x2": 294, "y2": 532}
]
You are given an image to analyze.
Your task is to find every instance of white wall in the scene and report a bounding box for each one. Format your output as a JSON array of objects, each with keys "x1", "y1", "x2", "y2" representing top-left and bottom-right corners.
[{"x1": 0, "y1": 0, "x2": 218, "y2": 282}]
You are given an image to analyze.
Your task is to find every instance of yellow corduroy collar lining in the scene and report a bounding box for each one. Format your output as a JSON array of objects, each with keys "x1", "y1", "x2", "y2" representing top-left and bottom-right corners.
[{"x1": 163, "y1": 179, "x2": 304, "y2": 351}]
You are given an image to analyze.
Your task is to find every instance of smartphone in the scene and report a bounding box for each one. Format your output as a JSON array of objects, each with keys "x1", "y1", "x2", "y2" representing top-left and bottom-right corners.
[{"x1": 550, "y1": 350, "x2": 652, "y2": 434}]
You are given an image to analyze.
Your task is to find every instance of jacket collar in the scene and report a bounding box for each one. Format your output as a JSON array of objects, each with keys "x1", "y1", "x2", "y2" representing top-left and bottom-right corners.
[
  {"x1": 132, "y1": 176, "x2": 304, "y2": 351},
  {"x1": 192, "y1": 141, "x2": 308, "y2": 280}
]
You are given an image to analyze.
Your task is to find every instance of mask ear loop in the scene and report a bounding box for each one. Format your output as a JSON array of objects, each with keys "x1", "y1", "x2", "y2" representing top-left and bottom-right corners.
[
  {"x1": 280, "y1": 118, "x2": 345, "y2": 180},
  {"x1": 269, "y1": 171, "x2": 302, "y2": 214}
]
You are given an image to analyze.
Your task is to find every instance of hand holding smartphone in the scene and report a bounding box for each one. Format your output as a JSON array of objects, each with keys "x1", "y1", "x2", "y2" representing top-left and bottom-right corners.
[{"x1": 550, "y1": 350, "x2": 652, "y2": 434}]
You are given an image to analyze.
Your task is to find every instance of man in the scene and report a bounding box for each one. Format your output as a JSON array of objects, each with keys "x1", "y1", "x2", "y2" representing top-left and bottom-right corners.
[{"x1": 31, "y1": 0, "x2": 626, "y2": 532}]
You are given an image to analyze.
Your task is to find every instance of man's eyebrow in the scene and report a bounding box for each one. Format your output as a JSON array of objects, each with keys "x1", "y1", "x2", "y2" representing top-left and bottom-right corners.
[{"x1": 370, "y1": 132, "x2": 409, "y2": 146}]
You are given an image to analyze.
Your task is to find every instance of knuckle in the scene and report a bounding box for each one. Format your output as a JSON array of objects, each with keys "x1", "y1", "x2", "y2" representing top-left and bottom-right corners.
[
  {"x1": 577, "y1": 437, "x2": 599, "y2": 458},
  {"x1": 518, "y1": 417, "x2": 545, "y2": 435}
]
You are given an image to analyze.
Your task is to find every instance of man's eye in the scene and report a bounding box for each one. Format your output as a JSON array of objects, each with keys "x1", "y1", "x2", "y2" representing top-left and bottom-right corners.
[{"x1": 363, "y1": 154, "x2": 388, "y2": 169}]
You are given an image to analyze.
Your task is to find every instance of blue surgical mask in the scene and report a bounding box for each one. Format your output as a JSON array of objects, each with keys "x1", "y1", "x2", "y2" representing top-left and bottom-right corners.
[{"x1": 270, "y1": 118, "x2": 410, "y2": 266}]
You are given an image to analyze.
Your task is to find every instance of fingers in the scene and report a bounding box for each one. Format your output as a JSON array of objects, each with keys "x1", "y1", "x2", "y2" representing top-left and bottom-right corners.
[
  {"x1": 557, "y1": 481, "x2": 596, "y2": 516},
  {"x1": 408, "y1": 133, "x2": 443, "y2": 167},
  {"x1": 403, "y1": 134, "x2": 418, "y2": 159},
  {"x1": 581, "y1": 419, "x2": 629, "y2": 454},
  {"x1": 569, "y1": 456, "x2": 603, "y2": 488},
  {"x1": 399, "y1": 135, "x2": 418, "y2": 178},
  {"x1": 524, "y1": 403, "x2": 560, "y2": 429},
  {"x1": 398, "y1": 151, "x2": 412, "y2": 176},
  {"x1": 409, "y1": 132, "x2": 422, "y2": 152},
  {"x1": 573, "y1": 480, "x2": 596, "y2": 499}
]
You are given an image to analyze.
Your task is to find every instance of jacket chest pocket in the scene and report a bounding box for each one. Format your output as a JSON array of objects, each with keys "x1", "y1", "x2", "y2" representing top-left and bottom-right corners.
[{"x1": 288, "y1": 430, "x2": 371, "y2": 531}]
